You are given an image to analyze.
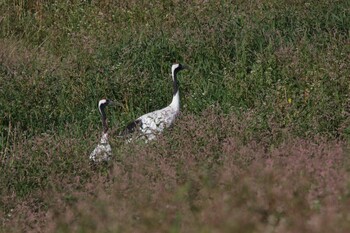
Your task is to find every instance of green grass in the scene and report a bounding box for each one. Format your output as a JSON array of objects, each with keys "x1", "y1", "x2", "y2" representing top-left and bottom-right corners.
[
  {"x1": 1, "y1": 0, "x2": 350, "y2": 232},
  {"x1": 1, "y1": 0, "x2": 349, "y2": 139}
]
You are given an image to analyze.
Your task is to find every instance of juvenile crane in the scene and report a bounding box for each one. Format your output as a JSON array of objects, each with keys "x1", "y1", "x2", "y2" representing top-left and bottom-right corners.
[
  {"x1": 90, "y1": 99, "x2": 113, "y2": 162},
  {"x1": 121, "y1": 63, "x2": 187, "y2": 142}
]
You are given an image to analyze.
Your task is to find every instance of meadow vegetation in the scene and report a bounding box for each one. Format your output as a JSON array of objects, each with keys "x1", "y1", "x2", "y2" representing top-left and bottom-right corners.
[{"x1": 0, "y1": 0, "x2": 350, "y2": 232}]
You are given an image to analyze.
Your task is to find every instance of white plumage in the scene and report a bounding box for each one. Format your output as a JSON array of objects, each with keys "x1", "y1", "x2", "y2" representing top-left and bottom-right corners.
[
  {"x1": 121, "y1": 63, "x2": 187, "y2": 142},
  {"x1": 90, "y1": 99, "x2": 113, "y2": 163},
  {"x1": 89, "y1": 132, "x2": 111, "y2": 162}
]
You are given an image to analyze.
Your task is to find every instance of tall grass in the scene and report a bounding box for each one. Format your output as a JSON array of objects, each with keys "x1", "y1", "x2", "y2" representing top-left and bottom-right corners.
[
  {"x1": 1, "y1": 0, "x2": 350, "y2": 232},
  {"x1": 1, "y1": 109, "x2": 350, "y2": 232},
  {"x1": 1, "y1": 0, "x2": 349, "y2": 139}
]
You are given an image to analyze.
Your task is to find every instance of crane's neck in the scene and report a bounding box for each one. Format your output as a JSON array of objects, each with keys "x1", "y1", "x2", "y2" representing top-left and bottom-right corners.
[
  {"x1": 99, "y1": 106, "x2": 108, "y2": 134},
  {"x1": 170, "y1": 69, "x2": 180, "y2": 112}
]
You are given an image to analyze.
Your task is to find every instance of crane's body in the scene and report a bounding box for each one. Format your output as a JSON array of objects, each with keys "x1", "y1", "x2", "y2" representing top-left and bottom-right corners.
[
  {"x1": 121, "y1": 63, "x2": 186, "y2": 142},
  {"x1": 89, "y1": 132, "x2": 111, "y2": 162}
]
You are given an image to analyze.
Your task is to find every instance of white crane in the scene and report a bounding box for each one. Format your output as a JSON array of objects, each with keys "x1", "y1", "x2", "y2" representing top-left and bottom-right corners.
[
  {"x1": 89, "y1": 99, "x2": 113, "y2": 162},
  {"x1": 120, "y1": 63, "x2": 187, "y2": 142}
]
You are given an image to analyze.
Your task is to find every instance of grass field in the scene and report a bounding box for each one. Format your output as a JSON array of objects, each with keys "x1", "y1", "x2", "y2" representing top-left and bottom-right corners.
[{"x1": 1, "y1": 0, "x2": 350, "y2": 232}]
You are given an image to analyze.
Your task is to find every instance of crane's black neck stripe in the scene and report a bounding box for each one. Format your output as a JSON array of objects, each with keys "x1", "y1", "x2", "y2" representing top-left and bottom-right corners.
[
  {"x1": 102, "y1": 111, "x2": 108, "y2": 134},
  {"x1": 173, "y1": 70, "x2": 179, "y2": 96},
  {"x1": 99, "y1": 104, "x2": 108, "y2": 133}
]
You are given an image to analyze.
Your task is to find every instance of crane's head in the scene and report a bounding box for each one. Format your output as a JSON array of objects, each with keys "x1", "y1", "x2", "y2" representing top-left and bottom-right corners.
[
  {"x1": 171, "y1": 63, "x2": 188, "y2": 75},
  {"x1": 98, "y1": 99, "x2": 113, "y2": 115}
]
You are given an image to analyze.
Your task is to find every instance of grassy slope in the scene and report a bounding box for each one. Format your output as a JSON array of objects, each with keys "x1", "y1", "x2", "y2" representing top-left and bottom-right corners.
[{"x1": 0, "y1": 0, "x2": 350, "y2": 232}]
